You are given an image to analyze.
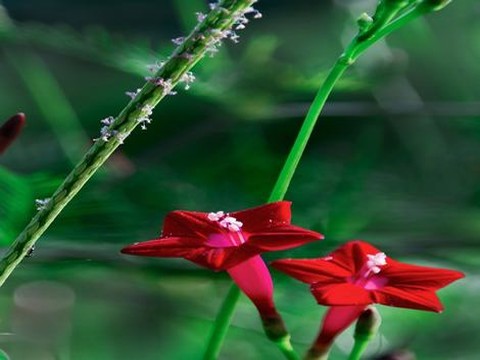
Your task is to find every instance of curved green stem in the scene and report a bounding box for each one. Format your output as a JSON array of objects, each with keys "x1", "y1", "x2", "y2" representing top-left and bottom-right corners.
[
  {"x1": 347, "y1": 337, "x2": 371, "y2": 360},
  {"x1": 276, "y1": 337, "x2": 300, "y2": 360},
  {"x1": 204, "y1": 5, "x2": 430, "y2": 360},
  {"x1": 0, "y1": 0, "x2": 258, "y2": 287}
]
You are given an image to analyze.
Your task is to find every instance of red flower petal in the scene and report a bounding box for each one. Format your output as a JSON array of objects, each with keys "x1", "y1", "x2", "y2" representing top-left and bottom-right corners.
[
  {"x1": 316, "y1": 305, "x2": 367, "y2": 344},
  {"x1": 162, "y1": 210, "x2": 219, "y2": 239},
  {"x1": 232, "y1": 201, "x2": 292, "y2": 232},
  {"x1": 372, "y1": 286, "x2": 444, "y2": 312},
  {"x1": 227, "y1": 255, "x2": 276, "y2": 316},
  {"x1": 121, "y1": 236, "x2": 257, "y2": 271},
  {"x1": 328, "y1": 241, "x2": 383, "y2": 274},
  {"x1": 247, "y1": 225, "x2": 323, "y2": 252},
  {"x1": 0, "y1": 113, "x2": 25, "y2": 154},
  {"x1": 186, "y1": 245, "x2": 256, "y2": 271},
  {"x1": 271, "y1": 258, "x2": 351, "y2": 284},
  {"x1": 311, "y1": 283, "x2": 372, "y2": 306},
  {"x1": 382, "y1": 260, "x2": 465, "y2": 290},
  {"x1": 121, "y1": 236, "x2": 200, "y2": 258}
]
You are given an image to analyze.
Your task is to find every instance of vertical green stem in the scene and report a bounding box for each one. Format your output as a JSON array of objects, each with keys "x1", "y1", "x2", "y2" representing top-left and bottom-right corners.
[
  {"x1": 0, "y1": 0, "x2": 257, "y2": 286},
  {"x1": 347, "y1": 338, "x2": 370, "y2": 360},
  {"x1": 267, "y1": 57, "x2": 350, "y2": 203},
  {"x1": 203, "y1": 285, "x2": 241, "y2": 360},
  {"x1": 203, "y1": 5, "x2": 429, "y2": 359},
  {"x1": 203, "y1": 40, "x2": 354, "y2": 360}
]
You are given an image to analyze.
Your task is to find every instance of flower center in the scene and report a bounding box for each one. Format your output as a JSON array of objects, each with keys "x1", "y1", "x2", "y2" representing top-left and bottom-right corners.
[
  {"x1": 350, "y1": 252, "x2": 388, "y2": 290},
  {"x1": 365, "y1": 252, "x2": 387, "y2": 276},
  {"x1": 207, "y1": 211, "x2": 243, "y2": 232},
  {"x1": 206, "y1": 211, "x2": 246, "y2": 248}
]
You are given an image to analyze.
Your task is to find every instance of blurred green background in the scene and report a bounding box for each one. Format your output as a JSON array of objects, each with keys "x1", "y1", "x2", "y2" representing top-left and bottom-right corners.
[{"x1": 0, "y1": 0, "x2": 478, "y2": 359}]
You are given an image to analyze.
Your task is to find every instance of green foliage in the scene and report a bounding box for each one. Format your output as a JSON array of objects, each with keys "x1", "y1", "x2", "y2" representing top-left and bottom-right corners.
[
  {"x1": 0, "y1": 0, "x2": 477, "y2": 359},
  {"x1": 0, "y1": 168, "x2": 60, "y2": 245}
]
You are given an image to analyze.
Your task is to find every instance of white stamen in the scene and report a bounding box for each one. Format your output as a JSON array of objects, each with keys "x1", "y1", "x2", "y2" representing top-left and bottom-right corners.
[
  {"x1": 366, "y1": 252, "x2": 387, "y2": 274},
  {"x1": 208, "y1": 211, "x2": 225, "y2": 221},
  {"x1": 219, "y1": 216, "x2": 243, "y2": 232},
  {"x1": 367, "y1": 252, "x2": 387, "y2": 266}
]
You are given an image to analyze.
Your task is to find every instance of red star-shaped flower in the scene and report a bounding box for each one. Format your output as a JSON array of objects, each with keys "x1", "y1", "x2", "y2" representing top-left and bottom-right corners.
[
  {"x1": 271, "y1": 240, "x2": 463, "y2": 312},
  {"x1": 0, "y1": 113, "x2": 25, "y2": 155},
  {"x1": 121, "y1": 201, "x2": 322, "y2": 271},
  {"x1": 272, "y1": 241, "x2": 464, "y2": 356},
  {"x1": 121, "y1": 201, "x2": 323, "y2": 338}
]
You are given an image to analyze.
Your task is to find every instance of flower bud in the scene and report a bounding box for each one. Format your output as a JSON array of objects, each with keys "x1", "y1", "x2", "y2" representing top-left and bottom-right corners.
[{"x1": 0, "y1": 113, "x2": 26, "y2": 154}]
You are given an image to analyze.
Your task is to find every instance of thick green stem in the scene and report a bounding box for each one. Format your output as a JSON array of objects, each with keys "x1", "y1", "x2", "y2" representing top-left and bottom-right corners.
[
  {"x1": 276, "y1": 337, "x2": 300, "y2": 360},
  {"x1": 203, "y1": 285, "x2": 241, "y2": 360},
  {"x1": 347, "y1": 337, "x2": 370, "y2": 360},
  {"x1": 0, "y1": 0, "x2": 257, "y2": 286},
  {"x1": 203, "y1": 5, "x2": 429, "y2": 360}
]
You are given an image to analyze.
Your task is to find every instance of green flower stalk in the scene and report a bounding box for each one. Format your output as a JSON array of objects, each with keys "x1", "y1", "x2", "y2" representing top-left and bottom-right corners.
[
  {"x1": 348, "y1": 307, "x2": 382, "y2": 360},
  {"x1": 0, "y1": 0, "x2": 259, "y2": 286}
]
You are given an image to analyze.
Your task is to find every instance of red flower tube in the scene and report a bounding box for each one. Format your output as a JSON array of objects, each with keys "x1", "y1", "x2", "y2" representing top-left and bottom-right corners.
[
  {"x1": 271, "y1": 241, "x2": 464, "y2": 358},
  {"x1": 0, "y1": 113, "x2": 26, "y2": 155},
  {"x1": 121, "y1": 201, "x2": 323, "y2": 339}
]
